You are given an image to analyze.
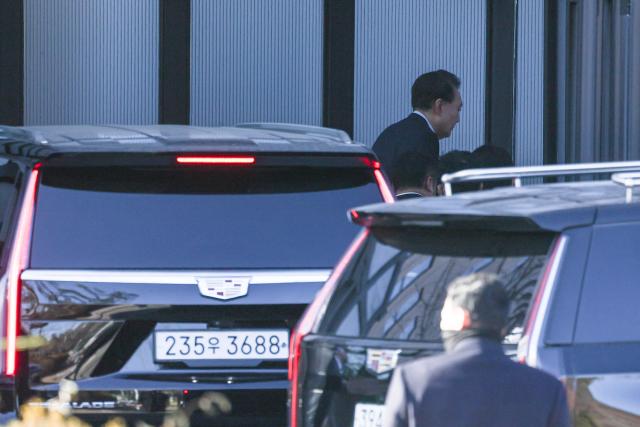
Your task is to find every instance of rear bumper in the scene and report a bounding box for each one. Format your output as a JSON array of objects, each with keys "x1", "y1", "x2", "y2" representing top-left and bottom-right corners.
[
  {"x1": 24, "y1": 376, "x2": 289, "y2": 426},
  {"x1": 0, "y1": 378, "x2": 17, "y2": 414},
  {"x1": 0, "y1": 411, "x2": 18, "y2": 425},
  {"x1": 24, "y1": 391, "x2": 287, "y2": 427}
]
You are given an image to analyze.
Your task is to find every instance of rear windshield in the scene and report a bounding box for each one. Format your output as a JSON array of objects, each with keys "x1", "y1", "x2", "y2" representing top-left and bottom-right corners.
[
  {"x1": 319, "y1": 227, "x2": 554, "y2": 343},
  {"x1": 31, "y1": 166, "x2": 381, "y2": 269}
]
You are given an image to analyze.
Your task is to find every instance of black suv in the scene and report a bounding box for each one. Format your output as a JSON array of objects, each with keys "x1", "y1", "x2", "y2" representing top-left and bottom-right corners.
[
  {"x1": 289, "y1": 163, "x2": 640, "y2": 427},
  {"x1": 0, "y1": 123, "x2": 392, "y2": 425}
]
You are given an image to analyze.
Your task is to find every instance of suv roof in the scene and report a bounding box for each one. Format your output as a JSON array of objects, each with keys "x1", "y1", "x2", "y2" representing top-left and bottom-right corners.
[
  {"x1": 0, "y1": 123, "x2": 370, "y2": 159},
  {"x1": 351, "y1": 181, "x2": 640, "y2": 231}
]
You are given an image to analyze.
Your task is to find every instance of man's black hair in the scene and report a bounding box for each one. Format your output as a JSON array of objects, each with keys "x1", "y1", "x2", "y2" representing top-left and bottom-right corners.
[
  {"x1": 439, "y1": 150, "x2": 478, "y2": 192},
  {"x1": 411, "y1": 69, "x2": 461, "y2": 110},
  {"x1": 446, "y1": 273, "x2": 510, "y2": 333},
  {"x1": 472, "y1": 145, "x2": 514, "y2": 189},
  {"x1": 472, "y1": 145, "x2": 513, "y2": 168},
  {"x1": 391, "y1": 152, "x2": 439, "y2": 191}
]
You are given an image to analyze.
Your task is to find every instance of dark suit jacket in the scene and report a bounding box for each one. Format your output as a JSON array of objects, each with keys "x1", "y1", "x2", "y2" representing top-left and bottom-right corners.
[
  {"x1": 372, "y1": 113, "x2": 439, "y2": 185},
  {"x1": 382, "y1": 337, "x2": 570, "y2": 427}
]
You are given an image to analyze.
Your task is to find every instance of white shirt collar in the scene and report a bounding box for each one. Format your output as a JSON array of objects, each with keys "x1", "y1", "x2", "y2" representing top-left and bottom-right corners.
[
  {"x1": 395, "y1": 191, "x2": 425, "y2": 200},
  {"x1": 412, "y1": 110, "x2": 435, "y2": 133}
]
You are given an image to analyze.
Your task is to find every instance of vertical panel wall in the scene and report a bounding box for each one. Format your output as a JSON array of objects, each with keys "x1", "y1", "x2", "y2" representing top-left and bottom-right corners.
[
  {"x1": 24, "y1": 0, "x2": 159, "y2": 125},
  {"x1": 561, "y1": 0, "x2": 640, "y2": 163},
  {"x1": 515, "y1": 0, "x2": 544, "y2": 166},
  {"x1": 631, "y1": 0, "x2": 640, "y2": 160},
  {"x1": 354, "y1": 0, "x2": 485, "y2": 152},
  {"x1": 191, "y1": 0, "x2": 323, "y2": 126},
  {"x1": 0, "y1": 0, "x2": 24, "y2": 125}
]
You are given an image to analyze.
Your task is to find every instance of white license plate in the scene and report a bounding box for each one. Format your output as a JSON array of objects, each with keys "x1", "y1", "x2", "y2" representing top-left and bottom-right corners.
[
  {"x1": 154, "y1": 330, "x2": 289, "y2": 361},
  {"x1": 353, "y1": 403, "x2": 385, "y2": 427}
]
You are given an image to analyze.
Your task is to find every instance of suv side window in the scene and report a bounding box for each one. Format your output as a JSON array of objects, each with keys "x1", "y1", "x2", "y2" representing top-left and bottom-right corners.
[
  {"x1": 574, "y1": 223, "x2": 640, "y2": 343},
  {"x1": 0, "y1": 159, "x2": 21, "y2": 255},
  {"x1": 320, "y1": 228, "x2": 554, "y2": 343}
]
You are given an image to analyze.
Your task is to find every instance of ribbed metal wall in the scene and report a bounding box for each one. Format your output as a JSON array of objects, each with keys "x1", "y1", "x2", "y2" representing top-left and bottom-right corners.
[
  {"x1": 631, "y1": 0, "x2": 640, "y2": 160},
  {"x1": 354, "y1": 0, "x2": 486, "y2": 152},
  {"x1": 561, "y1": 0, "x2": 640, "y2": 163},
  {"x1": 190, "y1": 0, "x2": 323, "y2": 126},
  {"x1": 515, "y1": 0, "x2": 544, "y2": 166},
  {"x1": 24, "y1": 0, "x2": 159, "y2": 125}
]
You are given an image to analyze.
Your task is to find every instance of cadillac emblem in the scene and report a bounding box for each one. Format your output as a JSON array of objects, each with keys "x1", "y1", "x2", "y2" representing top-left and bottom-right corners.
[
  {"x1": 197, "y1": 277, "x2": 250, "y2": 300},
  {"x1": 365, "y1": 348, "x2": 400, "y2": 374}
]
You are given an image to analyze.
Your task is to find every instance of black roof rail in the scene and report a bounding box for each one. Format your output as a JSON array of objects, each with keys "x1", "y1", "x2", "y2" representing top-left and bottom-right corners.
[
  {"x1": 0, "y1": 126, "x2": 48, "y2": 144},
  {"x1": 235, "y1": 122, "x2": 352, "y2": 144}
]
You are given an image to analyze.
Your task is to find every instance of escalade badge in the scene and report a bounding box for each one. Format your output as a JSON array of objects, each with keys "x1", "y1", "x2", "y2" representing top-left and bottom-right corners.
[
  {"x1": 366, "y1": 348, "x2": 400, "y2": 374},
  {"x1": 197, "y1": 277, "x2": 250, "y2": 300}
]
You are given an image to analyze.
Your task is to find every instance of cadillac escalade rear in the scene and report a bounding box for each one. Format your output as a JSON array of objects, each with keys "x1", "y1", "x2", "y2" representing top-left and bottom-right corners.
[{"x1": 0, "y1": 124, "x2": 392, "y2": 426}]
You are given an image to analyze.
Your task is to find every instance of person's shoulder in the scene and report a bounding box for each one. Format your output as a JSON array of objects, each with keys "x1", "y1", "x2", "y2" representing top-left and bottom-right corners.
[
  {"x1": 396, "y1": 113, "x2": 431, "y2": 133},
  {"x1": 395, "y1": 352, "x2": 450, "y2": 377},
  {"x1": 373, "y1": 115, "x2": 414, "y2": 151},
  {"x1": 377, "y1": 115, "x2": 415, "y2": 135},
  {"x1": 506, "y1": 359, "x2": 564, "y2": 390}
]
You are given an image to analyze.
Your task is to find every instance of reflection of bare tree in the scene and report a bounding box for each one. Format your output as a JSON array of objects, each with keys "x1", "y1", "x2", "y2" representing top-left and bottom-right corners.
[
  {"x1": 348, "y1": 253, "x2": 548, "y2": 343},
  {"x1": 502, "y1": 257, "x2": 545, "y2": 337},
  {"x1": 24, "y1": 280, "x2": 137, "y2": 320},
  {"x1": 572, "y1": 377, "x2": 640, "y2": 427},
  {"x1": 28, "y1": 321, "x2": 121, "y2": 384},
  {"x1": 35, "y1": 281, "x2": 137, "y2": 305},
  {"x1": 23, "y1": 280, "x2": 139, "y2": 385}
]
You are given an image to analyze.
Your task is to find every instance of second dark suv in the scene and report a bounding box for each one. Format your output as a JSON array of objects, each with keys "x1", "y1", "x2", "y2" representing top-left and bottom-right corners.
[
  {"x1": 289, "y1": 162, "x2": 640, "y2": 427},
  {"x1": 0, "y1": 123, "x2": 393, "y2": 426}
]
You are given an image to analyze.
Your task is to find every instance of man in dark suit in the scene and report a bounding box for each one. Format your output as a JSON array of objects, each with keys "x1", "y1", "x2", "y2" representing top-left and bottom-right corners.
[
  {"x1": 373, "y1": 70, "x2": 462, "y2": 186},
  {"x1": 392, "y1": 152, "x2": 441, "y2": 199},
  {"x1": 382, "y1": 273, "x2": 570, "y2": 427}
]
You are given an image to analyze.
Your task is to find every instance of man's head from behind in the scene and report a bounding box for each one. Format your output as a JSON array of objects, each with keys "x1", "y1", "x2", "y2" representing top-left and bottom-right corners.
[
  {"x1": 472, "y1": 145, "x2": 514, "y2": 190},
  {"x1": 439, "y1": 150, "x2": 478, "y2": 193},
  {"x1": 391, "y1": 152, "x2": 440, "y2": 197},
  {"x1": 412, "y1": 70, "x2": 462, "y2": 139},
  {"x1": 440, "y1": 273, "x2": 510, "y2": 343}
]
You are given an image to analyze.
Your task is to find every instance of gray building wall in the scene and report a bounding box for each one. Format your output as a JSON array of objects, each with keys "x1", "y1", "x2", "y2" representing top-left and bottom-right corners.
[
  {"x1": 353, "y1": 0, "x2": 486, "y2": 154},
  {"x1": 561, "y1": 0, "x2": 640, "y2": 163},
  {"x1": 24, "y1": 0, "x2": 158, "y2": 125},
  {"x1": 20, "y1": 0, "x2": 551, "y2": 168},
  {"x1": 515, "y1": 0, "x2": 544, "y2": 166},
  {"x1": 190, "y1": 0, "x2": 323, "y2": 127}
]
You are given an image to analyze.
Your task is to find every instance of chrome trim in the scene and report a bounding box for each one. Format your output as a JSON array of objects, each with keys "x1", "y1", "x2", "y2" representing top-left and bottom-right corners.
[
  {"x1": 442, "y1": 161, "x2": 640, "y2": 196},
  {"x1": 611, "y1": 172, "x2": 640, "y2": 203},
  {"x1": 20, "y1": 269, "x2": 332, "y2": 285},
  {"x1": 527, "y1": 236, "x2": 567, "y2": 367}
]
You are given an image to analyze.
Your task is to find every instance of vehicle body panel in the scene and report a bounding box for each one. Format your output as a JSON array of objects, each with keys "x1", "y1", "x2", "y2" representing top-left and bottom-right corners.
[
  {"x1": 291, "y1": 182, "x2": 640, "y2": 427},
  {"x1": 0, "y1": 124, "x2": 388, "y2": 425}
]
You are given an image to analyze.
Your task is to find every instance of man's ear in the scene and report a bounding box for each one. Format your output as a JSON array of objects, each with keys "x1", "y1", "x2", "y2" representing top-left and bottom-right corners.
[
  {"x1": 432, "y1": 98, "x2": 444, "y2": 115},
  {"x1": 461, "y1": 309, "x2": 472, "y2": 329},
  {"x1": 441, "y1": 302, "x2": 470, "y2": 332},
  {"x1": 423, "y1": 175, "x2": 434, "y2": 194}
]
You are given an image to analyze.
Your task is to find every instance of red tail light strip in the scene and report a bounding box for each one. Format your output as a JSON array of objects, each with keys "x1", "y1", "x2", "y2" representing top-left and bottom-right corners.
[
  {"x1": 176, "y1": 156, "x2": 255, "y2": 165},
  {"x1": 289, "y1": 229, "x2": 369, "y2": 427},
  {"x1": 360, "y1": 157, "x2": 381, "y2": 169},
  {"x1": 373, "y1": 169, "x2": 395, "y2": 203},
  {"x1": 518, "y1": 236, "x2": 566, "y2": 366},
  {"x1": 5, "y1": 168, "x2": 40, "y2": 376}
]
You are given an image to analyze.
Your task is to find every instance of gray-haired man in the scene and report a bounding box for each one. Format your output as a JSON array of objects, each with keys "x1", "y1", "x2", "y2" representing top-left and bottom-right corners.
[{"x1": 382, "y1": 273, "x2": 570, "y2": 427}]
